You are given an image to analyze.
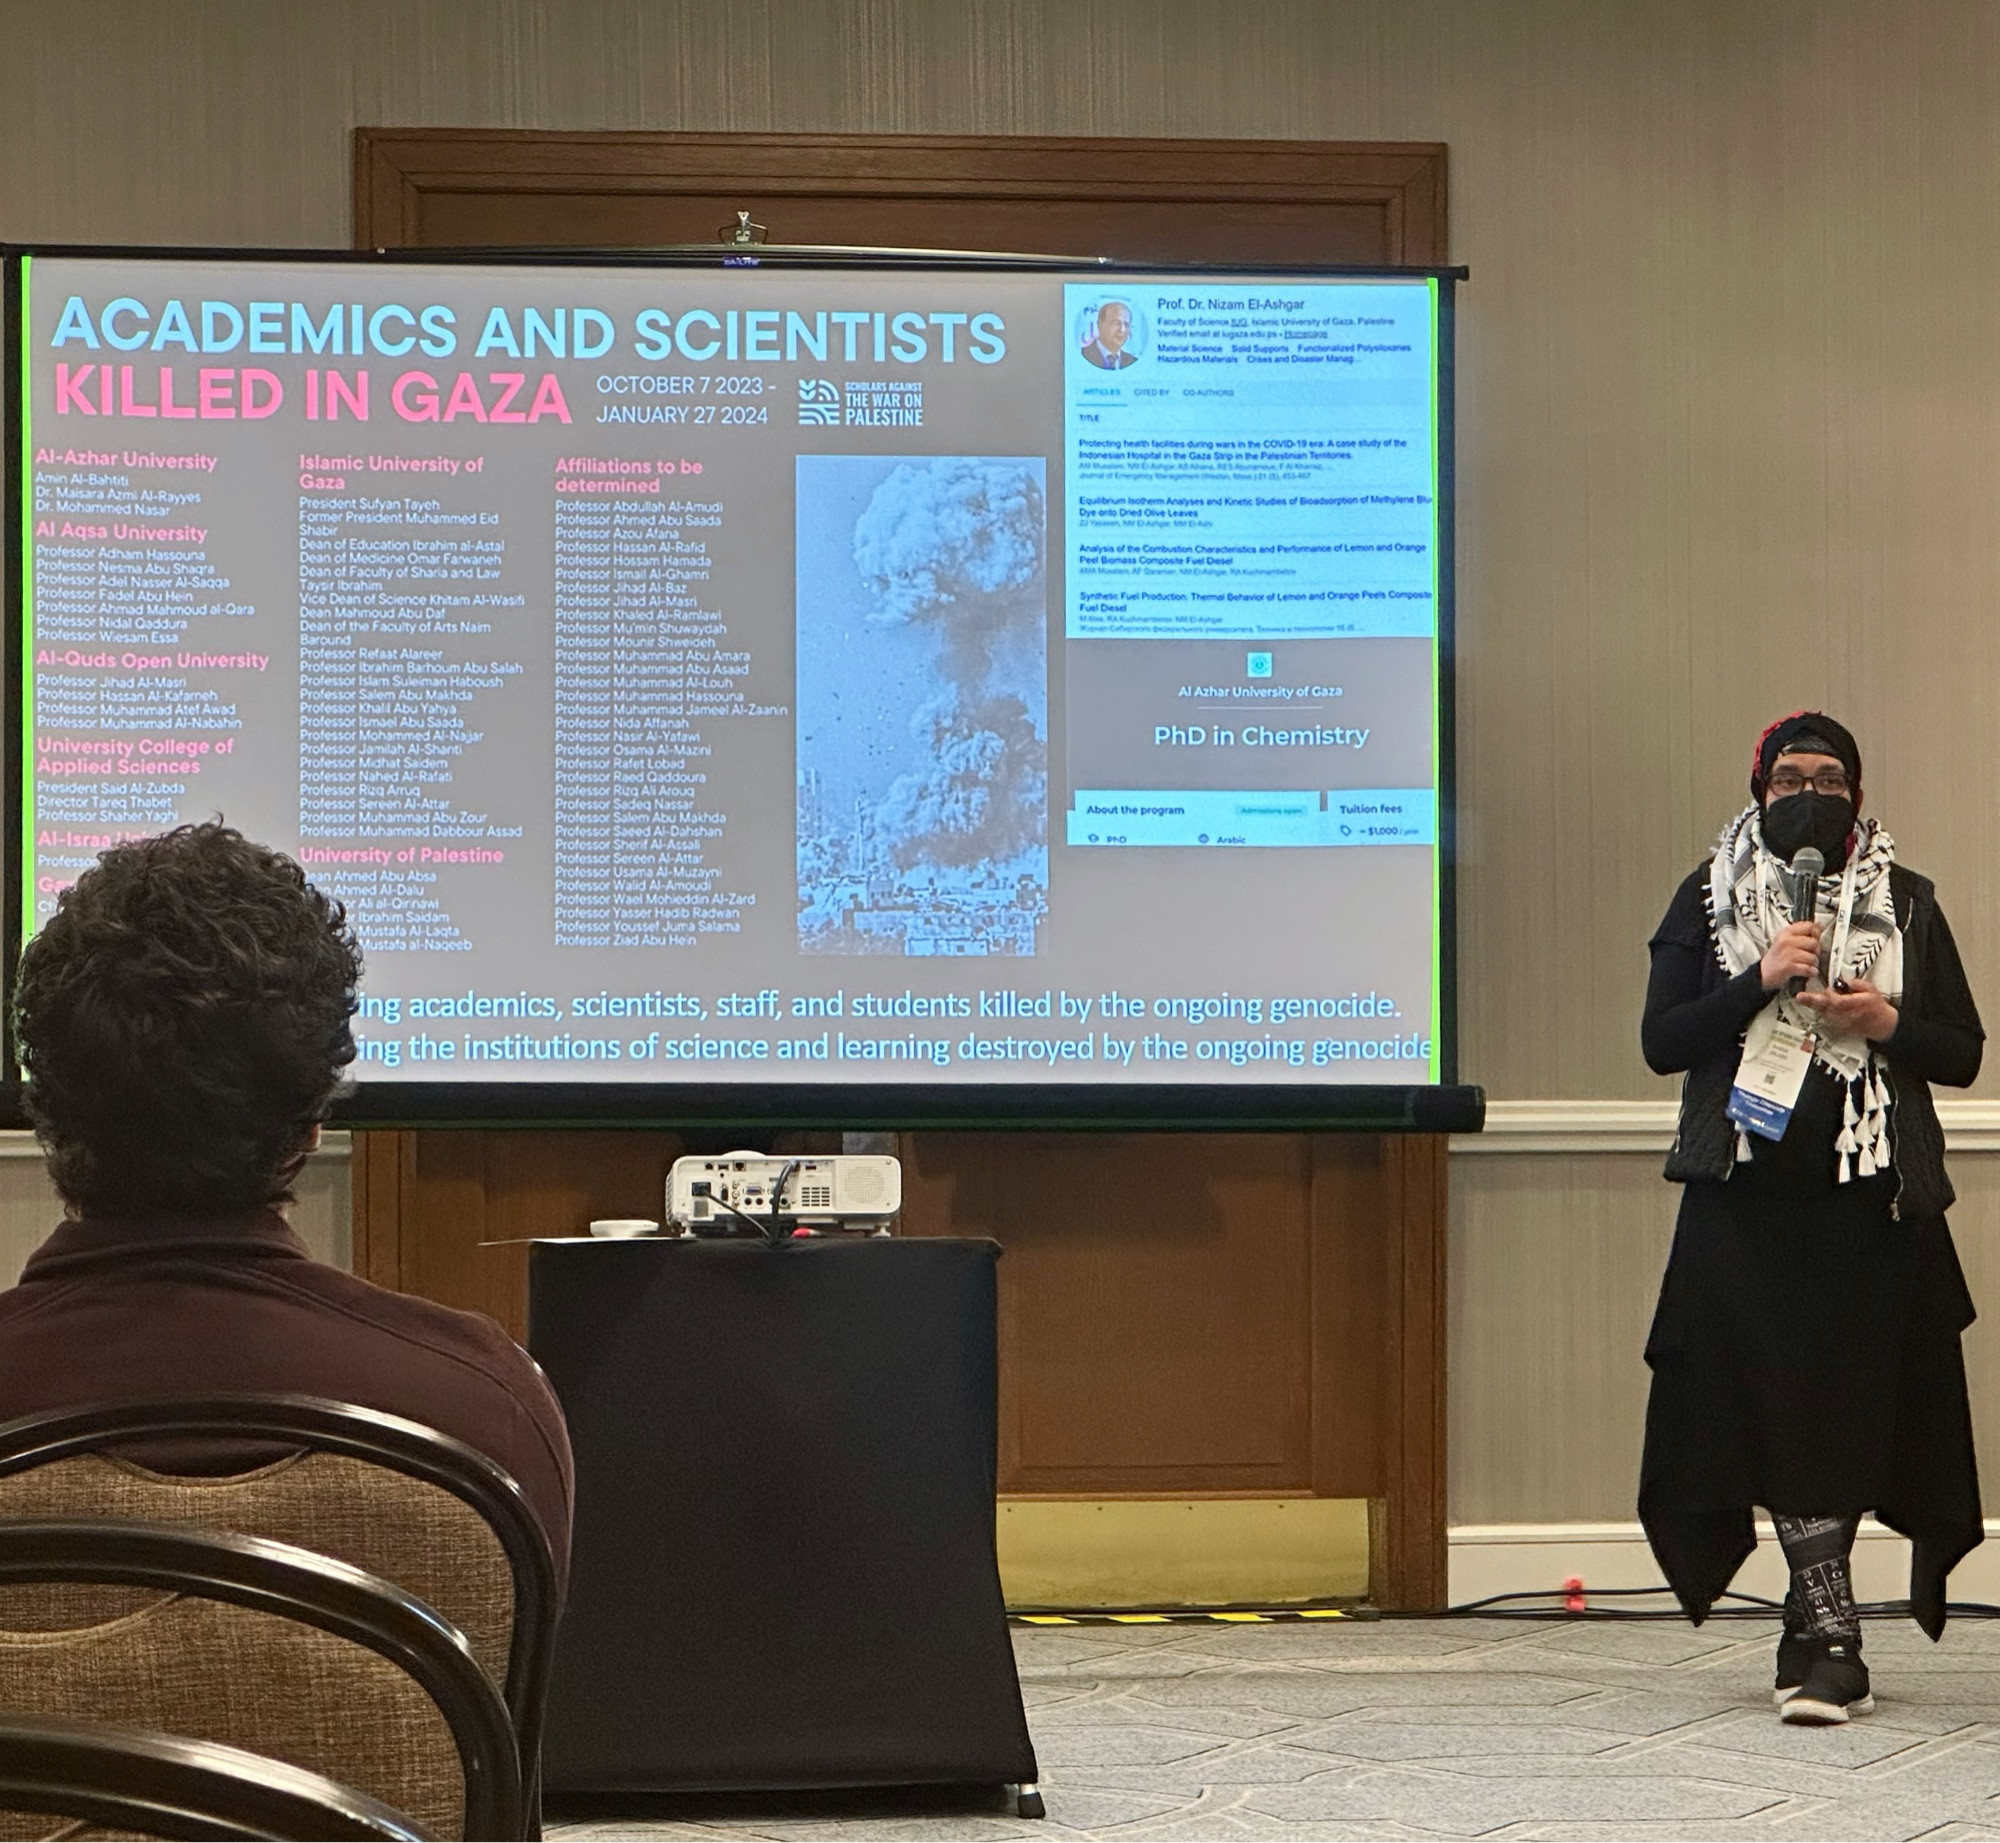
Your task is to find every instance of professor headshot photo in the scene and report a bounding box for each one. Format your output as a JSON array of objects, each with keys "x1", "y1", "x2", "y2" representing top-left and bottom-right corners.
[{"x1": 1080, "y1": 299, "x2": 1139, "y2": 369}]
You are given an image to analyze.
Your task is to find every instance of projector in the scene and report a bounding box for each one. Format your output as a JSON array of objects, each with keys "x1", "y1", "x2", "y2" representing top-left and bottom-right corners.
[{"x1": 665, "y1": 1153, "x2": 901, "y2": 1232}]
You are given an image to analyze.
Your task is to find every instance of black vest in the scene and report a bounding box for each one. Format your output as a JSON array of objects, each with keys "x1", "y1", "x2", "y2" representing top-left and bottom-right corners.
[{"x1": 1664, "y1": 864, "x2": 1954, "y2": 1219}]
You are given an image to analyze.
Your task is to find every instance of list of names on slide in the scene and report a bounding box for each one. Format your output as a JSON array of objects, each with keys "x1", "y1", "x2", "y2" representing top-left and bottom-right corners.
[
  {"x1": 294, "y1": 475, "x2": 527, "y2": 953},
  {"x1": 31, "y1": 449, "x2": 238, "y2": 840},
  {"x1": 552, "y1": 472, "x2": 759, "y2": 949},
  {"x1": 296, "y1": 491, "x2": 517, "y2": 839}
]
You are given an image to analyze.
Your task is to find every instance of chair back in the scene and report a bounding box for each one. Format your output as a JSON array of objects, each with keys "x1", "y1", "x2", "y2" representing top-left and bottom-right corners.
[
  {"x1": 0, "y1": 1519, "x2": 520, "y2": 1840},
  {"x1": 0, "y1": 1454, "x2": 512, "y2": 1689},
  {"x1": 0, "y1": 1712, "x2": 428, "y2": 1841},
  {"x1": 0, "y1": 1397, "x2": 555, "y2": 1809}
]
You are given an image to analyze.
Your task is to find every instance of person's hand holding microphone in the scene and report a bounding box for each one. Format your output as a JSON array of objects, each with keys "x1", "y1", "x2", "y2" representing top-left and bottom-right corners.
[
  {"x1": 1757, "y1": 845, "x2": 1900, "y2": 1041},
  {"x1": 1759, "y1": 921, "x2": 1822, "y2": 995},
  {"x1": 1761, "y1": 845, "x2": 1829, "y2": 1001}
]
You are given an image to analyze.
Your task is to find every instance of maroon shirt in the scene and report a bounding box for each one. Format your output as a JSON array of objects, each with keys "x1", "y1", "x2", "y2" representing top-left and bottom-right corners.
[{"x1": 0, "y1": 1211, "x2": 573, "y2": 1586}]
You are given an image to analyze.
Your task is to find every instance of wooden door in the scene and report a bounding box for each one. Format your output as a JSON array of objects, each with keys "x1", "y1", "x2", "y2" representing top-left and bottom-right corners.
[{"x1": 351, "y1": 130, "x2": 1451, "y2": 1608}]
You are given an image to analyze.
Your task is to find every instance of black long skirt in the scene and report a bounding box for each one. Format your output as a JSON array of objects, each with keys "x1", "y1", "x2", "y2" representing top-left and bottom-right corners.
[{"x1": 1639, "y1": 1173, "x2": 1982, "y2": 1637}]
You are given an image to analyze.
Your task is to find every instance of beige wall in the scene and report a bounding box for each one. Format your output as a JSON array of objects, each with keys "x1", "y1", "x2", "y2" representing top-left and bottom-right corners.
[
  {"x1": 1453, "y1": 1145, "x2": 2000, "y2": 1525},
  {"x1": 5, "y1": 0, "x2": 1996, "y2": 1524}
]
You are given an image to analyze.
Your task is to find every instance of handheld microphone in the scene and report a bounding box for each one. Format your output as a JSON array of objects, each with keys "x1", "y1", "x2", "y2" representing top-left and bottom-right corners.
[{"x1": 1786, "y1": 846, "x2": 1824, "y2": 996}]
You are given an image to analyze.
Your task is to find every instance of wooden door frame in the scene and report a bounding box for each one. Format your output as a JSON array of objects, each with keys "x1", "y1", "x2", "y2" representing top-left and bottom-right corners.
[{"x1": 354, "y1": 129, "x2": 1445, "y2": 260}]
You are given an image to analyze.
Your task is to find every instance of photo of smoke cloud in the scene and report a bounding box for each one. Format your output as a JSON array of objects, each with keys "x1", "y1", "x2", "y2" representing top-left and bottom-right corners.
[{"x1": 797, "y1": 455, "x2": 1049, "y2": 956}]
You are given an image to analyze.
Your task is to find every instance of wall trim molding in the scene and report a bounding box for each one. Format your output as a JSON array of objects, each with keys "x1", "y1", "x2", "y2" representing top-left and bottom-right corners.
[
  {"x1": 1454, "y1": 1099, "x2": 2000, "y2": 1155},
  {"x1": 1450, "y1": 1518, "x2": 2000, "y2": 1609},
  {"x1": 0, "y1": 1130, "x2": 352, "y2": 1163}
]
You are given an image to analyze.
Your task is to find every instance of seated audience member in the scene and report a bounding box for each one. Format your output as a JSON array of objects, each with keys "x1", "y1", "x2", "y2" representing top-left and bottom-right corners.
[{"x1": 0, "y1": 823, "x2": 573, "y2": 1586}]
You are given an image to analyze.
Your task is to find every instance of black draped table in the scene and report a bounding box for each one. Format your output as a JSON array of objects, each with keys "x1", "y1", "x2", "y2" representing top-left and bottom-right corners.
[{"x1": 527, "y1": 1234, "x2": 1039, "y2": 1811}]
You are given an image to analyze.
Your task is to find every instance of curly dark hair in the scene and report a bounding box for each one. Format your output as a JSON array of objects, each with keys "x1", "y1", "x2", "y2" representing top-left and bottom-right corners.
[{"x1": 13, "y1": 823, "x2": 362, "y2": 1216}]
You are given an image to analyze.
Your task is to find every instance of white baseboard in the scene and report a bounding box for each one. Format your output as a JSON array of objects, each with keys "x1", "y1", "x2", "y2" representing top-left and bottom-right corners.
[{"x1": 1450, "y1": 1519, "x2": 2000, "y2": 1611}]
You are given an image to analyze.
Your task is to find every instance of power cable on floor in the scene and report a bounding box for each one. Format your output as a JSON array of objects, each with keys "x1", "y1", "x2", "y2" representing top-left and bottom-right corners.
[{"x1": 1012, "y1": 1588, "x2": 2000, "y2": 1626}]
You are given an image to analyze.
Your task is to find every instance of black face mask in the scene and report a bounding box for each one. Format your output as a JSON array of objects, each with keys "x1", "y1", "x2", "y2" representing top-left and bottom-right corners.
[{"x1": 1763, "y1": 791, "x2": 1856, "y2": 871}]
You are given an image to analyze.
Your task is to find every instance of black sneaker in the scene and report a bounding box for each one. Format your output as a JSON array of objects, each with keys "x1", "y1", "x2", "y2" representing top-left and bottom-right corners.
[
  {"x1": 1781, "y1": 1637, "x2": 1874, "y2": 1724},
  {"x1": 1774, "y1": 1625, "x2": 1815, "y2": 1707}
]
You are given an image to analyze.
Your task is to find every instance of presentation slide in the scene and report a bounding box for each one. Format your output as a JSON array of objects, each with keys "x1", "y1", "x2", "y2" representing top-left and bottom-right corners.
[{"x1": 10, "y1": 253, "x2": 1448, "y2": 1091}]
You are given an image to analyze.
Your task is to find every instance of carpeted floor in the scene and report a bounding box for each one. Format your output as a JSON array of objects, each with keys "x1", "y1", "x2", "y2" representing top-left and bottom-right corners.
[{"x1": 550, "y1": 1613, "x2": 2000, "y2": 1839}]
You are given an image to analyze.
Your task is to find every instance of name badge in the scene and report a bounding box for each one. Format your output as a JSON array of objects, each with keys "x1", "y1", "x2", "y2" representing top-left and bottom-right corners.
[{"x1": 1728, "y1": 1005, "x2": 1815, "y2": 1141}]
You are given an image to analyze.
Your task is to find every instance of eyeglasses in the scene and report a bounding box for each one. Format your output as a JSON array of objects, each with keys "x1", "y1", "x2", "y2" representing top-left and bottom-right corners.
[{"x1": 1767, "y1": 767, "x2": 1851, "y2": 797}]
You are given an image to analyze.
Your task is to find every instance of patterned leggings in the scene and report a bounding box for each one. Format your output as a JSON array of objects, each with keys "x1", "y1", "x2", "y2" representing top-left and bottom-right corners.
[{"x1": 1774, "y1": 1513, "x2": 1861, "y2": 1640}]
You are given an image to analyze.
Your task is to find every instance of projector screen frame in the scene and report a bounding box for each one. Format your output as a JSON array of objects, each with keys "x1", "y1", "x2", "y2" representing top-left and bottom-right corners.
[{"x1": 1, "y1": 241, "x2": 1473, "y2": 1134}]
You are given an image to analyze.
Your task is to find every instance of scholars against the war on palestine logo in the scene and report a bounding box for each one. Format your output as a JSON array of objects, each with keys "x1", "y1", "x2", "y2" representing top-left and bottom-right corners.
[
  {"x1": 798, "y1": 377, "x2": 841, "y2": 425},
  {"x1": 1078, "y1": 299, "x2": 1143, "y2": 370}
]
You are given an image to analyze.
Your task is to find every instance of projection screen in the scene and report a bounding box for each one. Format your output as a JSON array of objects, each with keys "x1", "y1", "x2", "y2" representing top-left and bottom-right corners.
[{"x1": 4, "y1": 248, "x2": 1471, "y2": 1128}]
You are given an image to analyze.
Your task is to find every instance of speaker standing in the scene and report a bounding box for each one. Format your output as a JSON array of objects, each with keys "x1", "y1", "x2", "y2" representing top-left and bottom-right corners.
[{"x1": 1638, "y1": 712, "x2": 1984, "y2": 1724}]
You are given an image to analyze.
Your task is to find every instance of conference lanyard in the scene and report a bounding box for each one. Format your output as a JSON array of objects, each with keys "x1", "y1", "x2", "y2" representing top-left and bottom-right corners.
[{"x1": 1726, "y1": 853, "x2": 1862, "y2": 1143}]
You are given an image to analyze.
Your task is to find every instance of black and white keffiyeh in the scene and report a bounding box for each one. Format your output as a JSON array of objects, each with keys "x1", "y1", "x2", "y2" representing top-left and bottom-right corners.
[{"x1": 1707, "y1": 806, "x2": 1903, "y2": 1182}]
